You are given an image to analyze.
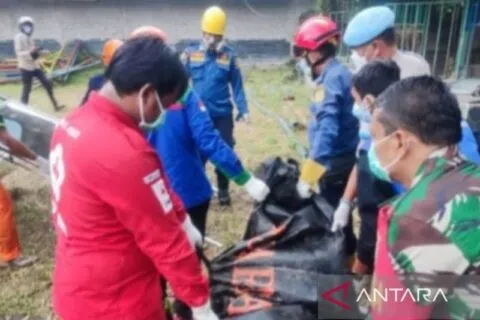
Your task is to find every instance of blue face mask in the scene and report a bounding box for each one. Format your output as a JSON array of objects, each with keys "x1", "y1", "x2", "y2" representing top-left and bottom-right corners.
[
  {"x1": 367, "y1": 134, "x2": 403, "y2": 182},
  {"x1": 353, "y1": 103, "x2": 372, "y2": 141},
  {"x1": 352, "y1": 103, "x2": 371, "y2": 122}
]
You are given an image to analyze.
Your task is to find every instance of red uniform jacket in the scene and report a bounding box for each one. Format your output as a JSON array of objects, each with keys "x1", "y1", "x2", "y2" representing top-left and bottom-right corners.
[{"x1": 50, "y1": 93, "x2": 209, "y2": 320}]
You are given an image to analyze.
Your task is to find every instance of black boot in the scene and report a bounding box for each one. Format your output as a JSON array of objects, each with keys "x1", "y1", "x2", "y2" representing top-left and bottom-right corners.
[{"x1": 218, "y1": 189, "x2": 231, "y2": 206}]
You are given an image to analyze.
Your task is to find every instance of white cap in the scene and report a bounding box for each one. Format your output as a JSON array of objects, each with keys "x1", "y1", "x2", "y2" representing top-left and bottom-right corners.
[{"x1": 18, "y1": 16, "x2": 34, "y2": 26}]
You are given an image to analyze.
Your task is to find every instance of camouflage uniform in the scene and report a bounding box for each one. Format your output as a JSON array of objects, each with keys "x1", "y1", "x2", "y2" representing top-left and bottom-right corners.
[{"x1": 385, "y1": 147, "x2": 480, "y2": 319}]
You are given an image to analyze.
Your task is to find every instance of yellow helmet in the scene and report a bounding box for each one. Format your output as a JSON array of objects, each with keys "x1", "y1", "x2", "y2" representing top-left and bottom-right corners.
[{"x1": 201, "y1": 6, "x2": 227, "y2": 36}]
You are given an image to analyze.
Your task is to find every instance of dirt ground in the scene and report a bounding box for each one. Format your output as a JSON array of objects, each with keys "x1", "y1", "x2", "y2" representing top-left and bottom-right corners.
[{"x1": 0, "y1": 64, "x2": 312, "y2": 318}]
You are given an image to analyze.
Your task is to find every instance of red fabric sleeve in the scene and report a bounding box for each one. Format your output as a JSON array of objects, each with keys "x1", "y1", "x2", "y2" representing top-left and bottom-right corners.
[{"x1": 96, "y1": 150, "x2": 209, "y2": 307}]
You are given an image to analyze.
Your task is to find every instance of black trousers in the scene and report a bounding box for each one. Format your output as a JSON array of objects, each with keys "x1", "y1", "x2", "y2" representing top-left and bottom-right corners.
[
  {"x1": 186, "y1": 201, "x2": 210, "y2": 237},
  {"x1": 320, "y1": 153, "x2": 357, "y2": 257},
  {"x1": 20, "y1": 68, "x2": 58, "y2": 108},
  {"x1": 211, "y1": 115, "x2": 235, "y2": 192},
  {"x1": 356, "y1": 151, "x2": 396, "y2": 270},
  {"x1": 162, "y1": 200, "x2": 211, "y2": 320}
]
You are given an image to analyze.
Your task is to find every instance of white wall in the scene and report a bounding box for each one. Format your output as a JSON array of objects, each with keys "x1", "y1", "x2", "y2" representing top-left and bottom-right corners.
[{"x1": 0, "y1": 0, "x2": 312, "y2": 42}]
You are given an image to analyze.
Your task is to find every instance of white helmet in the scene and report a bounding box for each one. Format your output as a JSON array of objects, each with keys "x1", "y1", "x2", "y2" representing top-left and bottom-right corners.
[{"x1": 18, "y1": 16, "x2": 34, "y2": 27}]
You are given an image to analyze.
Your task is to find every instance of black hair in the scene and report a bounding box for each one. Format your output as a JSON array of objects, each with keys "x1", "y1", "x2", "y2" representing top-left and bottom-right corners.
[
  {"x1": 376, "y1": 76, "x2": 462, "y2": 145},
  {"x1": 352, "y1": 60, "x2": 400, "y2": 98},
  {"x1": 316, "y1": 42, "x2": 337, "y2": 61},
  {"x1": 105, "y1": 37, "x2": 188, "y2": 99},
  {"x1": 375, "y1": 27, "x2": 396, "y2": 46}
]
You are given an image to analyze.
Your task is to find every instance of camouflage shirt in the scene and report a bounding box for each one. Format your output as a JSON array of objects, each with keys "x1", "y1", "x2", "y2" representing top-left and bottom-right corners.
[{"x1": 387, "y1": 147, "x2": 480, "y2": 319}]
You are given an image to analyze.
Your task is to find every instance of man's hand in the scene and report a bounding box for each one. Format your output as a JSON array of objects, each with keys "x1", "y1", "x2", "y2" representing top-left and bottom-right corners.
[
  {"x1": 181, "y1": 215, "x2": 203, "y2": 248},
  {"x1": 31, "y1": 47, "x2": 43, "y2": 60},
  {"x1": 331, "y1": 199, "x2": 353, "y2": 232},
  {"x1": 243, "y1": 176, "x2": 270, "y2": 202},
  {"x1": 235, "y1": 113, "x2": 250, "y2": 124},
  {"x1": 296, "y1": 159, "x2": 326, "y2": 198},
  {"x1": 192, "y1": 300, "x2": 220, "y2": 320},
  {"x1": 296, "y1": 180, "x2": 312, "y2": 199}
]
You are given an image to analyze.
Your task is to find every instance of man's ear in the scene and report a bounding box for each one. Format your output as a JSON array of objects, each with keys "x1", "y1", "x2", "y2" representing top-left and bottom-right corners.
[
  {"x1": 396, "y1": 129, "x2": 412, "y2": 149},
  {"x1": 363, "y1": 94, "x2": 376, "y2": 113}
]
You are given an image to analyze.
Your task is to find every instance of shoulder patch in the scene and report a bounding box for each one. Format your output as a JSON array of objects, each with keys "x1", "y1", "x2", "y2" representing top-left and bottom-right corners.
[
  {"x1": 190, "y1": 51, "x2": 205, "y2": 63},
  {"x1": 216, "y1": 52, "x2": 230, "y2": 66},
  {"x1": 313, "y1": 86, "x2": 325, "y2": 103}
]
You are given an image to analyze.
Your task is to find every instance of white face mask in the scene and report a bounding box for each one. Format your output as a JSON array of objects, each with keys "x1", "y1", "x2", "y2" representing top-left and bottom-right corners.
[
  {"x1": 21, "y1": 25, "x2": 33, "y2": 35},
  {"x1": 137, "y1": 85, "x2": 166, "y2": 130},
  {"x1": 351, "y1": 51, "x2": 367, "y2": 72},
  {"x1": 203, "y1": 34, "x2": 224, "y2": 51}
]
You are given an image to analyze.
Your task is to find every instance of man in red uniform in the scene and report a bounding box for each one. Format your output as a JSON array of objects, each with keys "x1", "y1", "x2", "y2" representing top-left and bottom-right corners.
[{"x1": 50, "y1": 36, "x2": 218, "y2": 320}]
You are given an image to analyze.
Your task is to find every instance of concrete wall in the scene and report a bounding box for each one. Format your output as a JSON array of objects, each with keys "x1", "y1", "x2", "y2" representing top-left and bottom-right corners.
[{"x1": 0, "y1": 0, "x2": 312, "y2": 42}]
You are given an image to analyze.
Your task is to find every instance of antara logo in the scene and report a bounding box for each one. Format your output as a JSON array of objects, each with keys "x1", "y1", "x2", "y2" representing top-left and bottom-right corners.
[
  {"x1": 321, "y1": 280, "x2": 449, "y2": 311},
  {"x1": 357, "y1": 287, "x2": 448, "y2": 303}
]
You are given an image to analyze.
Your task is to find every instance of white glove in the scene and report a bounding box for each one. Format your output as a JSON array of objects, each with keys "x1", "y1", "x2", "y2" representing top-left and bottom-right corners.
[
  {"x1": 36, "y1": 157, "x2": 50, "y2": 177},
  {"x1": 192, "y1": 300, "x2": 219, "y2": 320},
  {"x1": 296, "y1": 180, "x2": 312, "y2": 199},
  {"x1": 331, "y1": 199, "x2": 353, "y2": 232},
  {"x1": 243, "y1": 176, "x2": 270, "y2": 202},
  {"x1": 182, "y1": 215, "x2": 203, "y2": 248}
]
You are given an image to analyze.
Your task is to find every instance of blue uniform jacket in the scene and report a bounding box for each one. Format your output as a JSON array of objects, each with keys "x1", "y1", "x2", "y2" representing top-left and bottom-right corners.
[
  {"x1": 82, "y1": 73, "x2": 106, "y2": 104},
  {"x1": 308, "y1": 59, "x2": 359, "y2": 168},
  {"x1": 147, "y1": 89, "x2": 249, "y2": 209},
  {"x1": 182, "y1": 44, "x2": 247, "y2": 119},
  {"x1": 460, "y1": 120, "x2": 480, "y2": 164}
]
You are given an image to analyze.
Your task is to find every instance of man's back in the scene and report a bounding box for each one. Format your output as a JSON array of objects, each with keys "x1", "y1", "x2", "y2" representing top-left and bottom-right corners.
[
  {"x1": 148, "y1": 98, "x2": 212, "y2": 209},
  {"x1": 309, "y1": 59, "x2": 359, "y2": 163},
  {"x1": 393, "y1": 50, "x2": 431, "y2": 78},
  {"x1": 49, "y1": 93, "x2": 210, "y2": 320},
  {"x1": 50, "y1": 93, "x2": 164, "y2": 319}
]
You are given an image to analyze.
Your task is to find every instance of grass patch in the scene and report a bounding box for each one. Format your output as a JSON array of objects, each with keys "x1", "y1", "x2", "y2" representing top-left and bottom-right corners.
[{"x1": 0, "y1": 64, "x2": 312, "y2": 317}]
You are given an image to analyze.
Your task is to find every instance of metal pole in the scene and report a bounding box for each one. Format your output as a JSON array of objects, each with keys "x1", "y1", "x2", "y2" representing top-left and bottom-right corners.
[
  {"x1": 421, "y1": 3, "x2": 432, "y2": 58},
  {"x1": 454, "y1": 0, "x2": 472, "y2": 79},
  {"x1": 401, "y1": 4, "x2": 408, "y2": 50},
  {"x1": 463, "y1": 2, "x2": 479, "y2": 77},
  {"x1": 432, "y1": 3, "x2": 445, "y2": 74},
  {"x1": 412, "y1": 3, "x2": 422, "y2": 52},
  {"x1": 444, "y1": 5, "x2": 458, "y2": 77}
]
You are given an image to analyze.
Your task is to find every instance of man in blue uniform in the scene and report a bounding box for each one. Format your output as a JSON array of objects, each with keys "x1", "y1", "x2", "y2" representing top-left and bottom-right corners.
[
  {"x1": 148, "y1": 86, "x2": 269, "y2": 236},
  {"x1": 181, "y1": 6, "x2": 248, "y2": 206},
  {"x1": 143, "y1": 26, "x2": 269, "y2": 319},
  {"x1": 292, "y1": 15, "x2": 359, "y2": 257}
]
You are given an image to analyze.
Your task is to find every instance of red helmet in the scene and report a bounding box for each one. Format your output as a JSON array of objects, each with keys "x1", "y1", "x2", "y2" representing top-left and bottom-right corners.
[{"x1": 292, "y1": 15, "x2": 339, "y2": 58}]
